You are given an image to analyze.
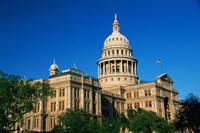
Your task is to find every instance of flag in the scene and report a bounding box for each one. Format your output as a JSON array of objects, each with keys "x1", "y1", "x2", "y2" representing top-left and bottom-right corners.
[{"x1": 156, "y1": 60, "x2": 162, "y2": 63}]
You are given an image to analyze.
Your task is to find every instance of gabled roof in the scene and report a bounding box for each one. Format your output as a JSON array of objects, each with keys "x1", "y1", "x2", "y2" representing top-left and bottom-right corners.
[{"x1": 156, "y1": 73, "x2": 173, "y2": 83}]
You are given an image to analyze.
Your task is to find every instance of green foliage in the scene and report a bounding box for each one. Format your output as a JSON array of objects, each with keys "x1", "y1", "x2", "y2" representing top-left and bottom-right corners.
[
  {"x1": 128, "y1": 108, "x2": 173, "y2": 133},
  {"x1": 174, "y1": 93, "x2": 200, "y2": 133},
  {"x1": 0, "y1": 70, "x2": 51, "y2": 132},
  {"x1": 54, "y1": 108, "x2": 173, "y2": 133},
  {"x1": 98, "y1": 118, "x2": 120, "y2": 133},
  {"x1": 53, "y1": 109, "x2": 120, "y2": 133},
  {"x1": 55, "y1": 109, "x2": 94, "y2": 133},
  {"x1": 117, "y1": 112, "x2": 129, "y2": 132}
]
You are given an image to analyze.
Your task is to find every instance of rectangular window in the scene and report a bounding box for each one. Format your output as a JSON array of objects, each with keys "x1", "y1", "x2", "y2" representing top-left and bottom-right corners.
[
  {"x1": 146, "y1": 101, "x2": 148, "y2": 107},
  {"x1": 59, "y1": 89, "x2": 61, "y2": 97},
  {"x1": 36, "y1": 118, "x2": 39, "y2": 128},
  {"x1": 63, "y1": 88, "x2": 65, "y2": 96},
  {"x1": 134, "y1": 92, "x2": 139, "y2": 98},
  {"x1": 74, "y1": 88, "x2": 76, "y2": 97},
  {"x1": 51, "y1": 103, "x2": 53, "y2": 112},
  {"x1": 145, "y1": 90, "x2": 151, "y2": 96},
  {"x1": 50, "y1": 117, "x2": 55, "y2": 128},
  {"x1": 127, "y1": 92, "x2": 132, "y2": 99},
  {"x1": 149, "y1": 101, "x2": 152, "y2": 107},
  {"x1": 77, "y1": 89, "x2": 79, "y2": 98},
  {"x1": 87, "y1": 91, "x2": 90, "y2": 99},
  {"x1": 27, "y1": 119, "x2": 30, "y2": 129},
  {"x1": 135, "y1": 102, "x2": 140, "y2": 109},
  {"x1": 145, "y1": 90, "x2": 148, "y2": 96},
  {"x1": 33, "y1": 118, "x2": 36, "y2": 128},
  {"x1": 84, "y1": 90, "x2": 87, "y2": 99},
  {"x1": 59, "y1": 101, "x2": 61, "y2": 111},
  {"x1": 54, "y1": 102, "x2": 56, "y2": 111},
  {"x1": 54, "y1": 90, "x2": 57, "y2": 98},
  {"x1": 148, "y1": 90, "x2": 151, "y2": 96},
  {"x1": 62, "y1": 101, "x2": 65, "y2": 110}
]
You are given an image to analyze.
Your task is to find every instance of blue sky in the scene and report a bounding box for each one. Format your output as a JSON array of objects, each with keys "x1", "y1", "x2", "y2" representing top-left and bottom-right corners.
[{"x1": 0, "y1": 0, "x2": 200, "y2": 99}]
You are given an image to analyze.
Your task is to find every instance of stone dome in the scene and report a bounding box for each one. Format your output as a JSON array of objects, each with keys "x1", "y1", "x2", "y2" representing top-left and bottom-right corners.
[
  {"x1": 49, "y1": 59, "x2": 59, "y2": 71},
  {"x1": 103, "y1": 15, "x2": 130, "y2": 49},
  {"x1": 50, "y1": 63, "x2": 59, "y2": 70},
  {"x1": 104, "y1": 32, "x2": 129, "y2": 49}
]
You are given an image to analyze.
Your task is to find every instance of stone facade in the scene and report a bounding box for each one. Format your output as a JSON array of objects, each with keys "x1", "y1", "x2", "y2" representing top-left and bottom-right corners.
[
  {"x1": 23, "y1": 15, "x2": 179, "y2": 132},
  {"x1": 24, "y1": 68, "x2": 102, "y2": 132}
]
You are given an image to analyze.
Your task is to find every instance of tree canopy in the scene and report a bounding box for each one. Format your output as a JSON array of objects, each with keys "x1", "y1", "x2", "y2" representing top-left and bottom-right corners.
[
  {"x1": 0, "y1": 70, "x2": 51, "y2": 132},
  {"x1": 52, "y1": 108, "x2": 120, "y2": 133},
  {"x1": 127, "y1": 108, "x2": 173, "y2": 133},
  {"x1": 174, "y1": 93, "x2": 200, "y2": 133}
]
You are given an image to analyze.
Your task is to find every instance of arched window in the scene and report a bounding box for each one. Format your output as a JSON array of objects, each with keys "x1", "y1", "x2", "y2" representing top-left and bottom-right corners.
[
  {"x1": 117, "y1": 50, "x2": 119, "y2": 55},
  {"x1": 108, "y1": 51, "x2": 110, "y2": 55},
  {"x1": 121, "y1": 50, "x2": 123, "y2": 55},
  {"x1": 112, "y1": 50, "x2": 114, "y2": 55}
]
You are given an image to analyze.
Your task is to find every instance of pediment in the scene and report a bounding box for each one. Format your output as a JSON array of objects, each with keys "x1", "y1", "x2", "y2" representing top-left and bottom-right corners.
[{"x1": 157, "y1": 73, "x2": 173, "y2": 83}]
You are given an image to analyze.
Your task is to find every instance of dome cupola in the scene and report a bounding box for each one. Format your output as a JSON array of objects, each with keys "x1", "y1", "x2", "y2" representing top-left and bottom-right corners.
[
  {"x1": 97, "y1": 15, "x2": 139, "y2": 89},
  {"x1": 49, "y1": 59, "x2": 59, "y2": 76}
]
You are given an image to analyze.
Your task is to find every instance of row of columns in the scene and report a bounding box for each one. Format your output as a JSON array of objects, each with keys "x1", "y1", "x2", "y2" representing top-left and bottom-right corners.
[{"x1": 98, "y1": 60, "x2": 138, "y2": 76}]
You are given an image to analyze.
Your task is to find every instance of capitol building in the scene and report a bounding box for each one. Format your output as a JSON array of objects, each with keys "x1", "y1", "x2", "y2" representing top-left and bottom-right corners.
[{"x1": 23, "y1": 15, "x2": 179, "y2": 132}]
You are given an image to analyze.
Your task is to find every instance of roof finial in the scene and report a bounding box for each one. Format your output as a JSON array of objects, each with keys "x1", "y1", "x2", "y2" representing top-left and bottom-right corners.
[
  {"x1": 74, "y1": 62, "x2": 77, "y2": 69},
  {"x1": 115, "y1": 14, "x2": 117, "y2": 21},
  {"x1": 112, "y1": 14, "x2": 120, "y2": 32},
  {"x1": 54, "y1": 58, "x2": 56, "y2": 64}
]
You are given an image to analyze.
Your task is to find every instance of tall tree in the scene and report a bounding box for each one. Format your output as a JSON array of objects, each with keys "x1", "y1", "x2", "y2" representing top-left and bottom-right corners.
[
  {"x1": 174, "y1": 93, "x2": 200, "y2": 133},
  {"x1": 0, "y1": 70, "x2": 51, "y2": 132}
]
